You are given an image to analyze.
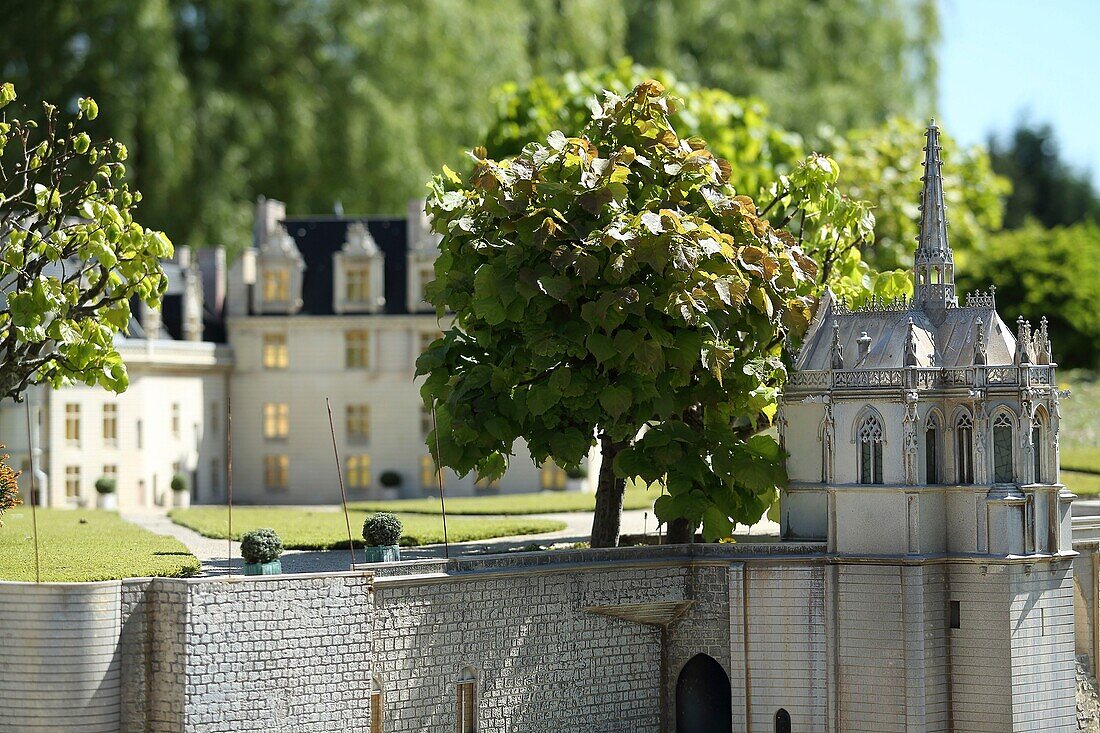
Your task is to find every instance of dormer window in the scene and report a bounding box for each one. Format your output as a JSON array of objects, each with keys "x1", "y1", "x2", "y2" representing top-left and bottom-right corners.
[
  {"x1": 406, "y1": 199, "x2": 440, "y2": 312},
  {"x1": 334, "y1": 222, "x2": 385, "y2": 314},
  {"x1": 253, "y1": 223, "x2": 305, "y2": 315},
  {"x1": 263, "y1": 268, "x2": 290, "y2": 302}
]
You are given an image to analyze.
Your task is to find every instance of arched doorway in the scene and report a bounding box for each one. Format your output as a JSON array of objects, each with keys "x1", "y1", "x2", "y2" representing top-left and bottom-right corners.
[{"x1": 676, "y1": 653, "x2": 732, "y2": 733}]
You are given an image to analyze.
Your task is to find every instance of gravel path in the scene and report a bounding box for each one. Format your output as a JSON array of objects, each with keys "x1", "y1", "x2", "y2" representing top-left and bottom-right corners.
[{"x1": 122, "y1": 507, "x2": 779, "y2": 577}]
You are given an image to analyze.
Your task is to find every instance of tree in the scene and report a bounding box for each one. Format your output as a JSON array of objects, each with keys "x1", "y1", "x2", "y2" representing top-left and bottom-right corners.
[
  {"x1": 0, "y1": 446, "x2": 20, "y2": 527},
  {"x1": 989, "y1": 123, "x2": 1100, "y2": 230},
  {"x1": 0, "y1": 84, "x2": 171, "y2": 402},
  {"x1": 417, "y1": 80, "x2": 866, "y2": 547},
  {"x1": 957, "y1": 223, "x2": 1100, "y2": 370}
]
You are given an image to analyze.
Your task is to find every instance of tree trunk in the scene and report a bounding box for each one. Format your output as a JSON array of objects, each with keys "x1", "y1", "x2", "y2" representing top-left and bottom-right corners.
[
  {"x1": 590, "y1": 435, "x2": 627, "y2": 548},
  {"x1": 665, "y1": 517, "x2": 695, "y2": 545}
]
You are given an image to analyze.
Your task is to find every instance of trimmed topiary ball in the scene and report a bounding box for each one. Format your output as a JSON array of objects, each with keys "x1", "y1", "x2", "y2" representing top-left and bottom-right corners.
[
  {"x1": 379, "y1": 470, "x2": 403, "y2": 488},
  {"x1": 240, "y1": 528, "x2": 284, "y2": 564},
  {"x1": 362, "y1": 512, "x2": 403, "y2": 547},
  {"x1": 95, "y1": 477, "x2": 117, "y2": 494},
  {"x1": 170, "y1": 473, "x2": 188, "y2": 492}
]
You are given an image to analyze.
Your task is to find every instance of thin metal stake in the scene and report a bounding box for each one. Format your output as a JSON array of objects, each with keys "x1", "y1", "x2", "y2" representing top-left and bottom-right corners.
[
  {"x1": 429, "y1": 403, "x2": 450, "y2": 558},
  {"x1": 326, "y1": 397, "x2": 357, "y2": 569},
  {"x1": 24, "y1": 398, "x2": 40, "y2": 583},
  {"x1": 226, "y1": 395, "x2": 233, "y2": 577}
]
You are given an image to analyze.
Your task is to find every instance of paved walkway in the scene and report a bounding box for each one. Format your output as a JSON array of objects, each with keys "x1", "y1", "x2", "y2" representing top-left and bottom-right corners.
[{"x1": 122, "y1": 507, "x2": 779, "y2": 577}]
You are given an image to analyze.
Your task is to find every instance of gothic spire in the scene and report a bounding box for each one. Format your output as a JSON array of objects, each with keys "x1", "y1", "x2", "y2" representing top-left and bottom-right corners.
[{"x1": 913, "y1": 119, "x2": 958, "y2": 308}]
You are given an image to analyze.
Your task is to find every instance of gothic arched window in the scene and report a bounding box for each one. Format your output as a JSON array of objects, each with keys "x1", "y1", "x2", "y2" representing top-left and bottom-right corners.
[
  {"x1": 1032, "y1": 408, "x2": 1049, "y2": 484},
  {"x1": 993, "y1": 412, "x2": 1015, "y2": 484},
  {"x1": 857, "y1": 412, "x2": 884, "y2": 485},
  {"x1": 456, "y1": 667, "x2": 477, "y2": 733},
  {"x1": 775, "y1": 708, "x2": 792, "y2": 733},
  {"x1": 924, "y1": 412, "x2": 941, "y2": 484},
  {"x1": 955, "y1": 411, "x2": 974, "y2": 484}
]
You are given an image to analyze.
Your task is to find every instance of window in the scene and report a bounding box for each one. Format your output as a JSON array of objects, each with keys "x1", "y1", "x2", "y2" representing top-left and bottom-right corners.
[
  {"x1": 210, "y1": 401, "x2": 220, "y2": 435},
  {"x1": 103, "y1": 403, "x2": 118, "y2": 446},
  {"x1": 346, "y1": 265, "x2": 371, "y2": 303},
  {"x1": 924, "y1": 413, "x2": 939, "y2": 484},
  {"x1": 370, "y1": 675, "x2": 384, "y2": 733},
  {"x1": 775, "y1": 709, "x2": 792, "y2": 733},
  {"x1": 857, "y1": 412, "x2": 884, "y2": 485},
  {"x1": 993, "y1": 412, "x2": 1014, "y2": 484},
  {"x1": 65, "y1": 403, "x2": 81, "y2": 445},
  {"x1": 346, "y1": 330, "x2": 370, "y2": 369},
  {"x1": 348, "y1": 455, "x2": 371, "y2": 490},
  {"x1": 419, "y1": 268, "x2": 434, "y2": 304},
  {"x1": 1032, "y1": 409, "x2": 1049, "y2": 484},
  {"x1": 262, "y1": 333, "x2": 289, "y2": 369},
  {"x1": 456, "y1": 668, "x2": 477, "y2": 733},
  {"x1": 421, "y1": 405, "x2": 433, "y2": 439},
  {"x1": 347, "y1": 405, "x2": 370, "y2": 444},
  {"x1": 136, "y1": 419, "x2": 143, "y2": 450},
  {"x1": 955, "y1": 412, "x2": 974, "y2": 484},
  {"x1": 171, "y1": 403, "x2": 181, "y2": 438},
  {"x1": 102, "y1": 464, "x2": 118, "y2": 483},
  {"x1": 949, "y1": 600, "x2": 961, "y2": 629},
  {"x1": 421, "y1": 455, "x2": 443, "y2": 491},
  {"x1": 420, "y1": 330, "x2": 441, "y2": 355},
  {"x1": 262, "y1": 268, "x2": 290, "y2": 301},
  {"x1": 540, "y1": 460, "x2": 567, "y2": 491},
  {"x1": 263, "y1": 403, "x2": 290, "y2": 440},
  {"x1": 65, "y1": 465, "x2": 80, "y2": 500},
  {"x1": 264, "y1": 455, "x2": 289, "y2": 490}
]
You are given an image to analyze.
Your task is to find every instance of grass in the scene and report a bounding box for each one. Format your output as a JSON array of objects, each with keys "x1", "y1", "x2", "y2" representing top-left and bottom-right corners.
[
  {"x1": 348, "y1": 480, "x2": 657, "y2": 516},
  {"x1": 0, "y1": 509, "x2": 199, "y2": 582},
  {"x1": 169, "y1": 507, "x2": 567, "y2": 550},
  {"x1": 1061, "y1": 371, "x2": 1100, "y2": 474},
  {"x1": 1064, "y1": 471, "x2": 1100, "y2": 497}
]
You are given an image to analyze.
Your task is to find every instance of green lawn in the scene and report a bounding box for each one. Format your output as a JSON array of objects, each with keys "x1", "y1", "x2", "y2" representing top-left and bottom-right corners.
[
  {"x1": 348, "y1": 481, "x2": 657, "y2": 516},
  {"x1": 1065, "y1": 470, "x2": 1100, "y2": 497},
  {"x1": 1061, "y1": 371, "x2": 1100, "y2": 474},
  {"x1": 169, "y1": 507, "x2": 567, "y2": 550},
  {"x1": 0, "y1": 509, "x2": 198, "y2": 582}
]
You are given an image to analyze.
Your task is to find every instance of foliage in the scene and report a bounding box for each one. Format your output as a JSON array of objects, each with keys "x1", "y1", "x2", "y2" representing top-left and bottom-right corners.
[
  {"x1": 420, "y1": 80, "x2": 835, "y2": 543},
  {"x1": 379, "y1": 470, "x2": 403, "y2": 488},
  {"x1": 565, "y1": 466, "x2": 587, "y2": 480},
  {"x1": 350, "y1": 481, "x2": 655, "y2": 515},
  {"x1": 0, "y1": 84, "x2": 171, "y2": 402},
  {"x1": 170, "y1": 473, "x2": 188, "y2": 492},
  {"x1": 362, "y1": 512, "x2": 403, "y2": 547},
  {"x1": 239, "y1": 527, "x2": 284, "y2": 564},
  {"x1": 0, "y1": 509, "x2": 198, "y2": 581},
  {"x1": 169, "y1": 507, "x2": 566, "y2": 551},
  {"x1": 957, "y1": 224, "x2": 1100, "y2": 370},
  {"x1": 828, "y1": 117, "x2": 1009, "y2": 271},
  {"x1": 0, "y1": 446, "x2": 21, "y2": 527},
  {"x1": 0, "y1": 1, "x2": 938, "y2": 251},
  {"x1": 1059, "y1": 371, "x2": 1100, "y2": 472},
  {"x1": 94, "y1": 476, "x2": 116, "y2": 495},
  {"x1": 990, "y1": 123, "x2": 1100, "y2": 230}
]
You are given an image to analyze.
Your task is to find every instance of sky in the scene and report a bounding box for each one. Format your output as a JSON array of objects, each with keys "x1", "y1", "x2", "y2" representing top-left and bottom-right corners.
[{"x1": 938, "y1": 0, "x2": 1100, "y2": 186}]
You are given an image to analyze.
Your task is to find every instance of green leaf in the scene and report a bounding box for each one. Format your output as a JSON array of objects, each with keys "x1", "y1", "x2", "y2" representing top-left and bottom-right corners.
[
  {"x1": 585, "y1": 332, "x2": 617, "y2": 364},
  {"x1": 598, "y1": 384, "x2": 632, "y2": 419}
]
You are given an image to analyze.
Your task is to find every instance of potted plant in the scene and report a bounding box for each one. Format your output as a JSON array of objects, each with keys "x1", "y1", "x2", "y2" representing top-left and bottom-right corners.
[
  {"x1": 379, "y1": 470, "x2": 403, "y2": 500},
  {"x1": 170, "y1": 472, "x2": 190, "y2": 508},
  {"x1": 94, "y1": 476, "x2": 117, "y2": 510},
  {"x1": 240, "y1": 528, "x2": 284, "y2": 575},
  {"x1": 565, "y1": 465, "x2": 588, "y2": 492},
  {"x1": 362, "y1": 512, "x2": 402, "y2": 563}
]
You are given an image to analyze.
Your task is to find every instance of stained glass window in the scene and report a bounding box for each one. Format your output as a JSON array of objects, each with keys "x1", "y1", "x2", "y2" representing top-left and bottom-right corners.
[
  {"x1": 955, "y1": 412, "x2": 974, "y2": 484},
  {"x1": 857, "y1": 412, "x2": 884, "y2": 484},
  {"x1": 993, "y1": 413, "x2": 1014, "y2": 484},
  {"x1": 925, "y1": 414, "x2": 940, "y2": 484}
]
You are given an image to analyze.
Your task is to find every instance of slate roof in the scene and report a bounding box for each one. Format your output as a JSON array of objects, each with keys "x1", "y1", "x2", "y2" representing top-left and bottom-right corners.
[{"x1": 280, "y1": 216, "x2": 410, "y2": 316}]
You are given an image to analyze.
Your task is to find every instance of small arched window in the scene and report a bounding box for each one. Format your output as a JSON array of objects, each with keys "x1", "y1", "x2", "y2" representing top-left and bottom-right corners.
[
  {"x1": 993, "y1": 412, "x2": 1014, "y2": 484},
  {"x1": 456, "y1": 667, "x2": 477, "y2": 733},
  {"x1": 857, "y1": 412, "x2": 884, "y2": 484},
  {"x1": 371, "y1": 675, "x2": 384, "y2": 733},
  {"x1": 924, "y1": 412, "x2": 941, "y2": 484},
  {"x1": 1032, "y1": 408, "x2": 1049, "y2": 484},
  {"x1": 955, "y1": 411, "x2": 974, "y2": 484},
  {"x1": 775, "y1": 708, "x2": 792, "y2": 733}
]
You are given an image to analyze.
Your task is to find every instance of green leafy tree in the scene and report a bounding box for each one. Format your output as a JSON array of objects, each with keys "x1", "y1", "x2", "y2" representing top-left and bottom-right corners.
[
  {"x1": 0, "y1": 84, "x2": 171, "y2": 402},
  {"x1": 419, "y1": 81, "x2": 834, "y2": 546},
  {"x1": 0, "y1": 445, "x2": 21, "y2": 527},
  {"x1": 989, "y1": 122, "x2": 1100, "y2": 230},
  {"x1": 957, "y1": 223, "x2": 1100, "y2": 370}
]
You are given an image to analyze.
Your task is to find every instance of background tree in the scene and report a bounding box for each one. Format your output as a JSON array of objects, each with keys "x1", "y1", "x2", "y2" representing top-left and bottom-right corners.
[
  {"x1": 957, "y1": 223, "x2": 1100, "y2": 370},
  {"x1": 988, "y1": 122, "x2": 1100, "y2": 230},
  {"x1": 0, "y1": 446, "x2": 20, "y2": 527},
  {"x1": 418, "y1": 81, "x2": 878, "y2": 546},
  {"x1": 0, "y1": 0, "x2": 938, "y2": 252},
  {"x1": 0, "y1": 84, "x2": 171, "y2": 402}
]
